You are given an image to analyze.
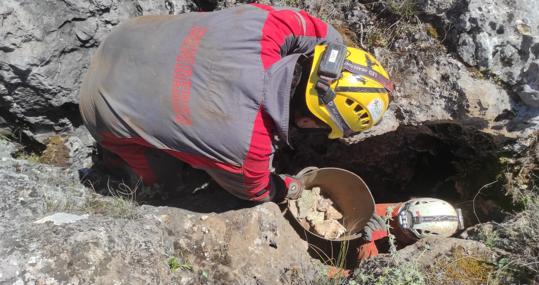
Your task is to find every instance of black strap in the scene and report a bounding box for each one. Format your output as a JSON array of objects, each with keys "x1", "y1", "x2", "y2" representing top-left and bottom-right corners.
[
  {"x1": 314, "y1": 79, "x2": 353, "y2": 136},
  {"x1": 335, "y1": 86, "x2": 388, "y2": 93},
  {"x1": 413, "y1": 215, "x2": 458, "y2": 224},
  {"x1": 315, "y1": 79, "x2": 336, "y2": 105},
  {"x1": 343, "y1": 60, "x2": 395, "y2": 92}
]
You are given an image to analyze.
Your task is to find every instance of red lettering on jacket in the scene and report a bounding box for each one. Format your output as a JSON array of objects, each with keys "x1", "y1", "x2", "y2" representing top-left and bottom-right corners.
[{"x1": 171, "y1": 26, "x2": 207, "y2": 125}]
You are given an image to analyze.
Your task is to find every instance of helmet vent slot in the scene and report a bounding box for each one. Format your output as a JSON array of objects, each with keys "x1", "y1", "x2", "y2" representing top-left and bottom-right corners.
[
  {"x1": 354, "y1": 105, "x2": 361, "y2": 112},
  {"x1": 345, "y1": 99, "x2": 354, "y2": 106}
]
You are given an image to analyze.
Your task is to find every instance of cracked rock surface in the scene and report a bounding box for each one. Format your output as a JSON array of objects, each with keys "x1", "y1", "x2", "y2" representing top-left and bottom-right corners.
[
  {"x1": 419, "y1": 0, "x2": 539, "y2": 107},
  {"x1": 0, "y1": 0, "x2": 537, "y2": 145},
  {"x1": 0, "y1": 140, "x2": 320, "y2": 285},
  {"x1": 0, "y1": 0, "x2": 194, "y2": 143}
]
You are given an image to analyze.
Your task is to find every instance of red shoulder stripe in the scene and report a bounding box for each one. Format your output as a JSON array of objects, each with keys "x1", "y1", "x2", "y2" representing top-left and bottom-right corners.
[
  {"x1": 252, "y1": 4, "x2": 328, "y2": 69},
  {"x1": 242, "y1": 108, "x2": 274, "y2": 200}
]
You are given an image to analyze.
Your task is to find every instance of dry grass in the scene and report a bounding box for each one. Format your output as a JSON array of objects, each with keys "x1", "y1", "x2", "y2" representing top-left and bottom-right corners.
[
  {"x1": 470, "y1": 135, "x2": 539, "y2": 283},
  {"x1": 83, "y1": 179, "x2": 140, "y2": 219},
  {"x1": 39, "y1": 135, "x2": 70, "y2": 167},
  {"x1": 422, "y1": 246, "x2": 496, "y2": 285},
  {"x1": 383, "y1": 0, "x2": 418, "y2": 20},
  {"x1": 14, "y1": 135, "x2": 70, "y2": 166},
  {"x1": 350, "y1": 257, "x2": 426, "y2": 285},
  {"x1": 44, "y1": 177, "x2": 140, "y2": 219}
]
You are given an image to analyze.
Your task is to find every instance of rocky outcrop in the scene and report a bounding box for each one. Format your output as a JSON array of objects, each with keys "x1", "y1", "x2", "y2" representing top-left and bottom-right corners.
[
  {"x1": 1, "y1": 1, "x2": 538, "y2": 283},
  {"x1": 1, "y1": 0, "x2": 537, "y2": 146},
  {"x1": 417, "y1": 0, "x2": 539, "y2": 107},
  {"x1": 0, "y1": 140, "x2": 321, "y2": 284},
  {"x1": 0, "y1": 0, "x2": 194, "y2": 143},
  {"x1": 335, "y1": 0, "x2": 538, "y2": 143}
]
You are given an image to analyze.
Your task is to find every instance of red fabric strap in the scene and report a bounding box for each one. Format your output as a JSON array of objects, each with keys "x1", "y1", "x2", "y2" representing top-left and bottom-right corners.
[
  {"x1": 242, "y1": 108, "x2": 274, "y2": 201},
  {"x1": 99, "y1": 133, "x2": 158, "y2": 184}
]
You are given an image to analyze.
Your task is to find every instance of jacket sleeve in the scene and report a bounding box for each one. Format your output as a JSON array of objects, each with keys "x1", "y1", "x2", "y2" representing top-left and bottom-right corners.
[
  {"x1": 285, "y1": 10, "x2": 344, "y2": 56},
  {"x1": 251, "y1": 4, "x2": 344, "y2": 69}
]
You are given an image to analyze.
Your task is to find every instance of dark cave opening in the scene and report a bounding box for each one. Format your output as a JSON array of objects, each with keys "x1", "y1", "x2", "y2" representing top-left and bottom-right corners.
[
  {"x1": 276, "y1": 121, "x2": 513, "y2": 226},
  {"x1": 275, "y1": 121, "x2": 516, "y2": 268}
]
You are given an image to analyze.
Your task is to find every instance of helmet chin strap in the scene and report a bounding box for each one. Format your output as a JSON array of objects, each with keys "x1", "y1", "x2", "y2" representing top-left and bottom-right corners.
[{"x1": 314, "y1": 77, "x2": 354, "y2": 137}]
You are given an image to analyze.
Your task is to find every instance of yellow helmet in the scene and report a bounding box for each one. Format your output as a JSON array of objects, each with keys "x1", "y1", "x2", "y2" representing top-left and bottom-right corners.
[{"x1": 306, "y1": 44, "x2": 394, "y2": 139}]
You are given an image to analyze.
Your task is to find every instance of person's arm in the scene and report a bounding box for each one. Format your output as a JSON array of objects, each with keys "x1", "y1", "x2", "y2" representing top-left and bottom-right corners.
[
  {"x1": 203, "y1": 108, "x2": 301, "y2": 202},
  {"x1": 205, "y1": 164, "x2": 300, "y2": 203}
]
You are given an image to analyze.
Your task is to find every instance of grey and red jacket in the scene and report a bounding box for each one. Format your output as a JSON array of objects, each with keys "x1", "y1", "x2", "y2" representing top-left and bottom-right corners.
[{"x1": 79, "y1": 4, "x2": 343, "y2": 201}]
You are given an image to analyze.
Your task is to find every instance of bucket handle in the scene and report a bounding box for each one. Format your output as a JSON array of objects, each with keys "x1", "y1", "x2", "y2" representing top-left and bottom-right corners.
[{"x1": 295, "y1": 166, "x2": 319, "y2": 178}]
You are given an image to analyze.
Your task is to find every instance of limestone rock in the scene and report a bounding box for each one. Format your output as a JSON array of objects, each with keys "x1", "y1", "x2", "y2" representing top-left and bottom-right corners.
[
  {"x1": 306, "y1": 211, "x2": 325, "y2": 225},
  {"x1": 313, "y1": 220, "x2": 347, "y2": 240},
  {"x1": 296, "y1": 186, "x2": 320, "y2": 219},
  {"x1": 454, "y1": 0, "x2": 538, "y2": 86},
  {"x1": 326, "y1": 205, "x2": 344, "y2": 221},
  {"x1": 34, "y1": 212, "x2": 89, "y2": 225},
  {"x1": 518, "y1": 60, "x2": 539, "y2": 107},
  {"x1": 0, "y1": 146, "x2": 321, "y2": 284},
  {"x1": 0, "y1": 0, "x2": 194, "y2": 144},
  {"x1": 419, "y1": 0, "x2": 539, "y2": 107},
  {"x1": 292, "y1": 187, "x2": 347, "y2": 239},
  {"x1": 316, "y1": 195, "x2": 332, "y2": 212}
]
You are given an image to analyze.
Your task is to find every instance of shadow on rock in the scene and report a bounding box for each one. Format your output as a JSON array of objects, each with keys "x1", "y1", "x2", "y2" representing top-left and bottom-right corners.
[{"x1": 78, "y1": 162, "x2": 257, "y2": 214}]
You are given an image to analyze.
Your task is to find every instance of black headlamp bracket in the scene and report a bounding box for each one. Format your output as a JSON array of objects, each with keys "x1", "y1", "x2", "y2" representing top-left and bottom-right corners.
[
  {"x1": 315, "y1": 78, "x2": 335, "y2": 105},
  {"x1": 313, "y1": 43, "x2": 353, "y2": 136},
  {"x1": 315, "y1": 43, "x2": 348, "y2": 105},
  {"x1": 318, "y1": 43, "x2": 347, "y2": 80}
]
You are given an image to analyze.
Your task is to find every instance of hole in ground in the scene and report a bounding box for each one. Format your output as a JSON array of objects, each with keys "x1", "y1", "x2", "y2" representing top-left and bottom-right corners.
[
  {"x1": 276, "y1": 121, "x2": 515, "y2": 266},
  {"x1": 277, "y1": 121, "x2": 512, "y2": 225}
]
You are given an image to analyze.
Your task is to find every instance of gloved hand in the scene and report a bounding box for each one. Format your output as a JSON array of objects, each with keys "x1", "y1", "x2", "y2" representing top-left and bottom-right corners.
[
  {"x1": 279, "y1": 174, "x2": 303, "y2": 200},
  {"x1": 272, "y1": 167, "x2": 318, "y2": 202},
  {"x1": 362, "y1": 214, "x2": 388, "y2": 241}
]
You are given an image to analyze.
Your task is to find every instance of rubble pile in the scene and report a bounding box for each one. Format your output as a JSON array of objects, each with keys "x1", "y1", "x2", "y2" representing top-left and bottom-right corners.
[{"x1": 289, "y1": 187, "x2": 348, "y2": 239}]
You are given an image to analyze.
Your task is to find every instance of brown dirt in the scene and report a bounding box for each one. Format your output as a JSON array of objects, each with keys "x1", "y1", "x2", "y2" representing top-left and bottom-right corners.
[{"x1": 39, "y1": 135, "x2": 70, "y2": 167}]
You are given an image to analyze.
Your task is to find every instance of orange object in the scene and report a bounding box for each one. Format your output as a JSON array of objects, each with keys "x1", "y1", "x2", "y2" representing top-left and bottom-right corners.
[
  {"x1": 375, "y1": 202, "x2": 402, "y2": 217},
  {"x1": 327, "y1": 266, "x2": 350, "y2": 279},
  {"x1": 357, "y1": 202, "x2": 404, "y2": 260},
  {"x1": 357, "y1": 241, "x2": 379, "y2": 260}
]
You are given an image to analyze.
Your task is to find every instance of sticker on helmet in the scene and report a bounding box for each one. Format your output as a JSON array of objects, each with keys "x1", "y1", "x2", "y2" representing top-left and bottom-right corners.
[
  {"x1": 328, "y1": 50, "x2": 339, "y2": 63},
  {"x1": 367, "y1": 98, "x2": 384, "y2": 122}
]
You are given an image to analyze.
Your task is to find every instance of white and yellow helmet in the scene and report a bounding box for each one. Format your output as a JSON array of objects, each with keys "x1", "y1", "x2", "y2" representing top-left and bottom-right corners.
[
  {"x1": 397, "y1": 198, "x2": 464, "y2": 240},
  {"x1": 306, "y1": 44, "x2": 394, "y2": 139}
]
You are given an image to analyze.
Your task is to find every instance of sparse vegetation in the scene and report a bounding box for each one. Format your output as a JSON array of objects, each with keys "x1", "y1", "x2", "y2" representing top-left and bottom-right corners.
[
  {"x1": 85, "y1": 194, "x2": 138, "y2": 219},
  {"x1": 43, "y1": 176, "x2": 140, "y2": 219},
  {"x1": 422, "y1": 246, "x2": 496, "y2": 285},
  {"x1": 168, "y1": 256, "x2": 193, "y2": 272},
  {"x1": 383, "y1": 0, "x2": 418, "y2": 20},
  {"x1": 17, "y1": 152, "x2": 41, "y2": 163},
  {"x1": 44, "y1": 194, "x2": 79, "y2": 213},
  {"x1": 0, "y1": 133, "x2": 11, "y2": 142},
  {"x1": 84, "y1": 179, "x2": 140, "y2": 219},
  {"x1": 350, "y1": 260, "x2": 426, "y2": 285},
  {"x1": 466, "y1": 136, "x2": 539, "y2": 283}
]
